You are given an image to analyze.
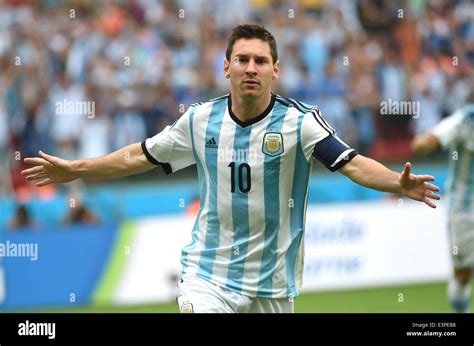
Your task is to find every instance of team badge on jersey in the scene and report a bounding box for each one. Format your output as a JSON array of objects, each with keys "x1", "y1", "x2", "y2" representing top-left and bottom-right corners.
[
  {"x1": 177, "y1": 295, "x2": 194, "y2": 313},
  {"x1": 262, "y1": 132, "x2": 284, "y2": 156}
]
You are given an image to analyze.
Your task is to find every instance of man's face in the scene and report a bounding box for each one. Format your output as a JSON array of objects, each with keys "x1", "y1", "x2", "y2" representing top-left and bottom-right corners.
[{"x1": 224, "y1": 38, "x2": 279, "y2": 99}]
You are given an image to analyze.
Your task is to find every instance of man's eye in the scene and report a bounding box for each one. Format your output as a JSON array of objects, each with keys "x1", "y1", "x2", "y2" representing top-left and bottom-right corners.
[{"x1": 233, "y1": 57, "x2": 246, "y2": 64}]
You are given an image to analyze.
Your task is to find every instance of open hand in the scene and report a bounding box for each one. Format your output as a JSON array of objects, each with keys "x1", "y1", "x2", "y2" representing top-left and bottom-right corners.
[
  {"x1": 399, "y1": 162, "x2": 440, "y2": 208},
  {"x1": 21, "y1": 151, "x2": 76, "y2": 187}
]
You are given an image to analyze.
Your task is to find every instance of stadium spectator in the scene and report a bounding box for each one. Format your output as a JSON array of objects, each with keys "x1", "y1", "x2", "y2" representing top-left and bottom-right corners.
[
  {"x1": 8, "y1": 204, "x2": 34, "y2": 230},
  {"x1": 63, "y1": 202, "x2": 99, "y2": 226}
]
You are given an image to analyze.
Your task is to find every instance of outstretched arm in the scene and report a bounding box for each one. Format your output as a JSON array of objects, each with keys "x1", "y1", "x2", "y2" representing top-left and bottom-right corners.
[
  {"x1": 22, "y1": 143, "x2": 155, "y2": 187},
  {"x1": 339, "y1": 155, "x2": 440, "y2": 208},
  {"x1": 411, "y1": 133, "x2": 441, "y2": 155}
]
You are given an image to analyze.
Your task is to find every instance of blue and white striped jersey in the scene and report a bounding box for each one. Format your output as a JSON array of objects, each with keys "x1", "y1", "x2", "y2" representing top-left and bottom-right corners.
[
  {"x1": 432, "y1": 104, "x2": 474, "y2": 214},
  {"x1": 142, "y1": 93, "x2": 357, "y2": 298}
]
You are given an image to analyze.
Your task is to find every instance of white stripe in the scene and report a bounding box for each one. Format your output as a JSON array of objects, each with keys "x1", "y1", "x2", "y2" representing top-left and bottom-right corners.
[
  {"x1": 211, "y1": 108, "x2": 236, "y2": 284},
  {"x1": 183, "y1": 103, "x2": 213, "y2": 277},
  {"x1": 330, "y1": 149, "x2": 354, "y2": 168},
  {"x1": 272, "y1": 108, "x2": 299, "y2": 296},
  {"x1": 240, "y1": 111, "x2": 274, "y2": 294},
  {"x1": 296, "y1": 165, "x2": 312, "y2": 292}
]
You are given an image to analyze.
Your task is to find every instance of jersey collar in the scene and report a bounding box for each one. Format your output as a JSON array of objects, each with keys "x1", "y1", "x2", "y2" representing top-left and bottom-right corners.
[{"x1": 227, "y1": 93, "x2": 276, "y2": 128}]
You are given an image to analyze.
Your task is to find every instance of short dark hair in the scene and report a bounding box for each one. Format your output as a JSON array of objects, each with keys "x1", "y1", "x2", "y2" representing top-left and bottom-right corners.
[{"x1": 226, "y1": 24, "x2": 278, "y2": 64}]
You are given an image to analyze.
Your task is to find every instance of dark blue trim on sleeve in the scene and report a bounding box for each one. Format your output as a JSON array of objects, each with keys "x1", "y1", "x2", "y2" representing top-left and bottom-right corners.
[{"x1": 312, "y1": 135, "x2": 358, "y2": 172}]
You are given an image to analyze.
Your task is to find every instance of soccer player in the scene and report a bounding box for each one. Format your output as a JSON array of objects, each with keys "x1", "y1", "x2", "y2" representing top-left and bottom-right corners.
[
  {"x1": 412, "y1": 91, "x2": 474, "y2": 313},
  {"x1": 22, "y1": 24, "x2": 440, "y2": 313}
]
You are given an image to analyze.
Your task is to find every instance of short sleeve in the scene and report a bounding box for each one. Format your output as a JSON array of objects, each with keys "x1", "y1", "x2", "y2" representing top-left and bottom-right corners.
[
  {"x1": 141, "y1": 107, "x2": 196, "y2": 174},
  {"x1": 301, "y1": 108, "x2": 357, "y2": 172},
  {"x1": 432, "y1": 110, "x2": 466, "y2": 149}
]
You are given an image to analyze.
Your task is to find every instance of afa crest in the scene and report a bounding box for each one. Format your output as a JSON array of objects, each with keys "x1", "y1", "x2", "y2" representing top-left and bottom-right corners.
[{"x1": 262, "y1": 132, "x2": 284, "y2": 156}]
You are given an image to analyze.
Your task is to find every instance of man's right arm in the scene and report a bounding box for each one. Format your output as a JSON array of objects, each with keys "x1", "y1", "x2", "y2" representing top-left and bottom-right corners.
[{"x1": 22, "y1": 142, "x2": 156, "y2": 187}]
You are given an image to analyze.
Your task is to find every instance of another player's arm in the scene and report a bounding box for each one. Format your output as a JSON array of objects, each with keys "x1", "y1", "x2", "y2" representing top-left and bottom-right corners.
[
  {"x1": 22, "y1": 143, "x2": 155, "y2": 187},
  {"x1": 338, "y1": 155, "x2": 440, "y2": 208},
  {"x1": 412, "y1": 110, "x2": 465, "y2": 156},
  {"x1": 411, "y1": 132, "x2": 441, "y2": 155}
]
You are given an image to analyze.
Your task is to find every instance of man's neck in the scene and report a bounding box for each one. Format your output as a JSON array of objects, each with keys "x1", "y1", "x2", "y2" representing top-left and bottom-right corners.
[{"x1": 230, "y1": 92, "x2": 272, "y2": 123}]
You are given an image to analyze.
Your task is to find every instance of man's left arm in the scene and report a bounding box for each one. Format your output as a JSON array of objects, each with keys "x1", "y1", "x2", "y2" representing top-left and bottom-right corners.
[
  {"x1": 298, "y1": 108, "x2": 440, "y2": 208},
  {"x1": 338, "y1": 155, "x2": 440, "y2": 208}
]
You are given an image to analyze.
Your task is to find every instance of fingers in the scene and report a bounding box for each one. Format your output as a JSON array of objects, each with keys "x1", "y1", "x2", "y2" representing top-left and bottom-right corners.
[
  {"x1": 426, "y1": 191, "x2": 441, "y2": 200},
  {"x1": 423, "y1": 197, "x2": 437, "y2": 209},
  {"x1": 26, "y1": 173, "x2": 47, "y2": 182},
  {"x1": 404, "y1": 160, "x2": 436, "y2": 182},
  {"x1": 23, "y1": 157, "x2": 49, "y2": 166},
  {"x1": 21, "y1": 166, "x2": 44, "y2": 175},
  {"x1": 23, "y1": 151, "x2": 57, "y2": 167},
  {"x1": 403, "y1": 163, "x2": 436, "y2": 181},
  {"x1": 417, "y1": 175, "x2": 436, "y2": 182},
  {"x1": 38, "y1": 150, "x2": 57, "y2": 164},
  {"x1": 36, "y1": 178, "x2": 52, "y2": 187},
  {"x1": 22, "y1": 152, "x2": 57, "y2": 188},
  {"x1": 402, "y1": 162, "x2": 412, "y2": 177},
  {"x1": 424, "y1": 182, "x2": 440, "y2": 192}
]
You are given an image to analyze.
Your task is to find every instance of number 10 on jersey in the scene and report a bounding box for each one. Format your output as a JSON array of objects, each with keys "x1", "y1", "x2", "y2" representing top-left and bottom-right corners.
[{"x1": 228, "y1": 162, "x2": 251, "y2": 193}]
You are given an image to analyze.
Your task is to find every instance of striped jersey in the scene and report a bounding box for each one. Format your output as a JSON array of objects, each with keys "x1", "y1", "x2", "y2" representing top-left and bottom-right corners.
[
  {"x1": 142, "y1": 93, "x2": 357, "y2": 298},
  {"x1": 432, "y1": 104, "x2": 474, "y2": 214}
]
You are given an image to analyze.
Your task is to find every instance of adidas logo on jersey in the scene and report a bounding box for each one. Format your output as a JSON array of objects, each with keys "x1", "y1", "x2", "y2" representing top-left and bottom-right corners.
[{"x1": 205, "y1": 137, "x2": 218, "y2": 149}]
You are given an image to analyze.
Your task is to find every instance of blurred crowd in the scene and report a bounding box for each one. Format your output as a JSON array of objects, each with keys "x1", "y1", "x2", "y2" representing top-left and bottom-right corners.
[
  {"x1": 1, "y1": 0, "x2": 474, "y2": 196},
  {"x1": 7, "y1": 201, "x2": 99, "y2": 231}
]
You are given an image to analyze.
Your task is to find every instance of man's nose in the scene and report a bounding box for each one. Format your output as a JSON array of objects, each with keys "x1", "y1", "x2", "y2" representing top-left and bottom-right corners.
[{"x1": 245, "y1": 59, "x2": 257, "y2": 75}]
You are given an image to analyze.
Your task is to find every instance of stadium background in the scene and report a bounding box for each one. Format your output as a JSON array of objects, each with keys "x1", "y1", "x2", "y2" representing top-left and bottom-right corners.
[{"x1": 0, "y1": 0, "x2": 473, "y2": 312}]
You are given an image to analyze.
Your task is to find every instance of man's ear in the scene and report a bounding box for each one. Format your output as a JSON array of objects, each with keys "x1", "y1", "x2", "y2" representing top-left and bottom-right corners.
[
  {"x1": 272, "y1": 60, "x2": 280, "y2": 80},
  {"x1": 224, "y1": 59, "x2": 230, "y2": 78}
]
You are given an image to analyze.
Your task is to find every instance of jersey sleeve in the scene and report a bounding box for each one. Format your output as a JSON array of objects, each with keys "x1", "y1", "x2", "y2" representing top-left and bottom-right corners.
[
  {"x1": 301, "y1": 108, "x2": 358, "y2": 172},
  {"x1": 431, "y1": 110, "x2": 466, "y2": 149},
  {"x1": 141, "y1": 107, "x2": 196, "y2": 174}
]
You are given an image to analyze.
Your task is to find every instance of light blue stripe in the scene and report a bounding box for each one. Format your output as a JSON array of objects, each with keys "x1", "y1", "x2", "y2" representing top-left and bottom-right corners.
[
  {"x1": 196, "y1": 99, "x2": 227, "y2": 280},
  {"x1": 181, "y1": 107, "x2": 203, "y2": 272},
  {"x1": 285, "y1": 113, "x2": 311, "y2": 297},
  {"x1": 226, "y1": 125, "x2": 252, "y2": 292},
  {"x1": 257, "y1": 102, "x2": 288, "y2": 296}
]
